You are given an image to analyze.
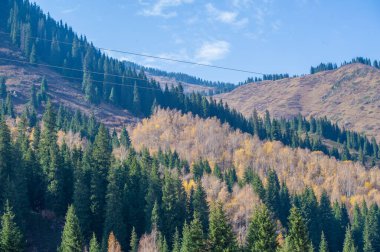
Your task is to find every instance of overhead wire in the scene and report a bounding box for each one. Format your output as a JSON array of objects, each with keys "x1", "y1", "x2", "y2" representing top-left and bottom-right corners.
[{"x1": 0, "y1": 31, "x2": 266, "y2": 75}]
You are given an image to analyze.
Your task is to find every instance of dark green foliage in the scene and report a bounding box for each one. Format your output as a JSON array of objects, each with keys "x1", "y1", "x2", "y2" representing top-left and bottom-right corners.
[
  {"x1": 363, "y1": 205, "x2": 380, "y2": 252},
  {"x1": 208, "y1": 202, "x2": 237, "y2": 252},
  {"x1": 119, "y1": 127, "x2": 131, "y2": 148},
  {"x1": 0, "y1": 77, "x2": 6, "y2": 99},
  {"x1": 0, "y1": 201, "x2": 24, "y2": 252},
  {"x1": 265, "y1": 170, "x2": 281, "y2": 218},
  {"x1": 287, "y1": 206, "x2": 311, "y2": 252},
  {"x1": 181, "y1": 213, "x2": 205, "y2": 252},
  {"x1": 246, "y1": 204, "x2": 278, "y2": 252},
  {"x1": 191, "y1": 181, "x2": 209, "y2": 234},
  {"x1": 59, "y1": 205, "x2": 84, "y2": 252}
]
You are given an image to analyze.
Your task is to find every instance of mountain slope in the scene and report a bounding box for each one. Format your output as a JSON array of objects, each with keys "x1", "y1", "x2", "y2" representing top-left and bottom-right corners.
[
  {"x1": 0, "y1": 32, "x2": 138, "y2": 128},
  {"x1": 215, "y1": 64, "x2": 380, "y2": 141}
]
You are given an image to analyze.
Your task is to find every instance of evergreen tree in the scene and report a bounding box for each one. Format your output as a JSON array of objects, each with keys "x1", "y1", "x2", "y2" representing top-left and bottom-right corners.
[
  {"x1": 91, "y1": 124, "x2": 111, "y2": 238},
  {"x1": 89, "y1": 233, "x2": 100, "y2": 252},
  {"x1": 208, "y1": 202, "x2": 237, "y2": 251},
  {"x1": 30, "y1": 83, "x2": 38, "y2": 109},
  {"x1": 265, "y1": 170, "x2": 281, "y2": 218},
  {"x1": 191, "y1": 181, "x2": 209, "y2": 234},
  {"x1": 133, "y1": 82, "x2": 141, "y2": 115},
  {"x1": 109, "y1": 87, "x2": 117, "y2": 105},
  {"x1": 172, "y1": 228, "x2": 181, "y2": 252},
  {"x1": 0, "y1": 201, "x2": 24, "y2": 252},
  {"x1": 5, "y1": 94, "x2": 14, "y2": 118},
  {"x1": 102, "y1": 165, "x2": 127, "y2": 250},
  {"x1": 58, "y1": 205, "x2": 84, "y2": 252},
  {"x1": 363, "y1": 205, "x2": 380, "y2": 252},
  {"x1": 119, "y1": 127, "x2": 131, "y2": 148},
  {"x1": 130, "y1": 227, "x2": 138, "y2": 252},
  {"x1": 287, "y1": 206, "x2": 311, "y2": 252},
  {"x1": 181, "y1": 213, "x2": 205, "y2": 252},
  {"x1": 246, "y1": 204, "x2": 278, "y2": 252},
  {"x1": 0, "y1": 77, "x2": 6, "y2": 99},
  {"x1": 30, "y1": 43, "x2": 37, "y2": 63},
  {"x1": 342, "y1": 226, "x2": 357, "y2": 252},
  {"x1": 319, "y1": 191, "x2": 335, "y2": 251},
  {"x1": 319, "y1": 232, "x2": 328, "y2": 252}
]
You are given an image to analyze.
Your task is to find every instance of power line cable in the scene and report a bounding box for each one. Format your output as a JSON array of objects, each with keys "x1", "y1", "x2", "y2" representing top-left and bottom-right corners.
[{"x1": 0, "y1": 31, "x2": 266, "y2": 75}]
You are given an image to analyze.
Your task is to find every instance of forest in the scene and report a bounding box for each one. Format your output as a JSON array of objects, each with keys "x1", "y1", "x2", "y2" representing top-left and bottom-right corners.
[{"x1": 1, "y1": 0, "x2": 380, "y2": 251}]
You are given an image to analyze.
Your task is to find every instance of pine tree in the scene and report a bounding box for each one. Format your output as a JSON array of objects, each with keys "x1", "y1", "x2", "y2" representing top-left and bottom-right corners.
[
  {"x1": 342, "y1": 226, "x2": 357, "y2": 252},
  {"x1": 0, "y1": 201, "x2": 24, "y2": 252},
  {"x1": 246, "y1": 204, "x2": 278, "y2": 252},
  {"x1": 319, "y1": 232, "x2": 328, "y2": 252},
  {"x1": 208, "y1": 202, "x2": 237, "y2": 251},
  {"x1": 287, "y1": 206, "x2": 311, "y2": 252},
  {"x1": 89, "y1": 233, "x2": 100, "y2": 252},
  {"x1": 130, "y1": 227, "x2": 138, "y2": 252},
  {"x1": 58, "y1": 205, "x2": 84, "y2": 252}
]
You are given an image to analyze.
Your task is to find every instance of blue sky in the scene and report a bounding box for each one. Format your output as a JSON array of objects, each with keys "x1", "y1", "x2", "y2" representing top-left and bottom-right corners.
[{"x1": 32, "y1": 0, "x2": 380, "y2": 83}]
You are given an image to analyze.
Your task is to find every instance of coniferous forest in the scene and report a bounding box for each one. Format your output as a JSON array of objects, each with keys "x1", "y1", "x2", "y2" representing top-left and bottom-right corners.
[{"x1": 0, "y1": 0, "x2": 380, "y2": 251}]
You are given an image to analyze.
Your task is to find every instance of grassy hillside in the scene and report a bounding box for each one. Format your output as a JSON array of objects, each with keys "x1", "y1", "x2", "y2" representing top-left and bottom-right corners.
[{"x1": 215, "y1": 63, "x2": 380, "y2": 141}]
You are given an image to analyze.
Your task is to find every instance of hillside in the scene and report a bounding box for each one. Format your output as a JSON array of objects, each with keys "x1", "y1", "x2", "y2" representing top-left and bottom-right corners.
[
  {"x1": 0, "y1": 32, "x2": 138, "y2": 128},
  {"x1": 215, "y1": 64, "x2": 380, "y2": 141},
  {"x1": 132, "y1": 109, "x2": 380, "y2": 207}
]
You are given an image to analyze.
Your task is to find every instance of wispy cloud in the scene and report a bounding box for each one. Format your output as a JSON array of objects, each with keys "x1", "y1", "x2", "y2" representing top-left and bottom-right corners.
[
  {"x1": 139, "y1": 0, "x2": 193, "y2": 18},
  {"x1": 205, "y1": 3, "x2": 248, "y2": 27},
  {"x1": 195, "y1": 40, "x2": 230, "y2": 64},
  {"x1": 61, "y1": 5, "x2": 80, "y2": 14}
]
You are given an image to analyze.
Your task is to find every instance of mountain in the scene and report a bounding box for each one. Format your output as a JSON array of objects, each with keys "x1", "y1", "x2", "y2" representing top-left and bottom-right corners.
[
  {"x1": 215, "y1": 63, "x2": 380, "y2": 141},
  {"x1": 0, "y1": 31, "x2": 139, "y2": 128}
]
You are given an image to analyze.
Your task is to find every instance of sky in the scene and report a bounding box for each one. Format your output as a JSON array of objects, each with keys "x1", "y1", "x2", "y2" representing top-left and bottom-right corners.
[{"x1": 31, "y1": 0, "x2": 380, "y2": 83}]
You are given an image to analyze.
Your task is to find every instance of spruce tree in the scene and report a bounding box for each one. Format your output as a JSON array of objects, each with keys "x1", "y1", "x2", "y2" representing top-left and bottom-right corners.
[
  {"x1": 287, "y1": 206, "x2": 311, "y2": 252},
  {"x1": 319, "y1": 232, "x2": 328, "y2": 252},
  {"x1": 0, "y1": 201, "x2": 24, "y2": 252},
  {"x1": 172, "y1": 228, "x2": 181, "y2": 252},
  {"x1": 342, "y1": 226, "x2": 357, "y2": 252},
  {"x1": 58, "y1": 205, "x2": 84, "y2": 252},
  {"x1": 0, "y1": 77, "x2": 6, "y2": 99},
  {"x1": 208, "y1": 202, "x2": 237, "y2": 251},
  {"x1": 30, "y1": 83, "x2": 38, "y2": 109},
  {"x1": 191, "y1": 181, "x2": 209, "y2": 234},
  {"x1": 5, "y1": 94, "x2": 14, "y2": 118},
  {"x1": 89, "y1": 233, "x2": 100, "y2": 252},
  {"x1": 130, "y1": 227, "x2": 138, "y2": 252},
  {"x1": 133, "y1": 82, "x2": 141, "y2": 115},
  {"x1": 119, "y1": 127, "x2": 131, "y2": 148},
  {"x1": 265, "y1": 170, "x2": 281, "y2": 218},
  {"x1": 30, "y1": 43, "x2": 37, "y2": 63},
  {"x1": 246, "y1": 204, "x2": 278, "y2": 252}
]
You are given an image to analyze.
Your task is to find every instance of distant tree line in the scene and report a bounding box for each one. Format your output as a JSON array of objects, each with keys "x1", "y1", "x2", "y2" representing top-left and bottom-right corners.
[
  {"x1": 239, "y1": 73, "x2": 291, "y2": 85},
  {"x1": 310, "y1": 57, "x2": 380, "y2": 74},
  {"x1": 124, "y1": 61, "x2": 236, "y2": 94}
]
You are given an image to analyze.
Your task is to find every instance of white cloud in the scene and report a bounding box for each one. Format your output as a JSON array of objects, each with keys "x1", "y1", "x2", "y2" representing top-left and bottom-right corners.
[
  {"x1": 140, "y1": 0, "x2": 193, "y2": 18},
  {"x1": 195, "y1": 40, "x2": 230, "y2": 64},
  {"x1": 206, "y1": 3, "x2": 248, "y2": 27}
]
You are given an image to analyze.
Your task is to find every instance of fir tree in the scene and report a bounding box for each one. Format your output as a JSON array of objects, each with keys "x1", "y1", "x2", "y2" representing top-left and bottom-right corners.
[
  {"x1": 29, "y1": 43, "x2": 37, "y2": 63},
  {"x1": 89, "y1": 233, "x2": 100, "y2": 252},
  {"x1": 191, "y1": 181, "x2": 209, "y2": 234},
  {"x1": 319, "y1": 232, "x2": 328, "y2": 252},
  {"x1": 0, "y1": 77, "x2": 6, "y2": 99},
  {"x1": 5, "y1": 94, "x2": 14, "y2": 118},
  {"x1": 172, "y1": 228, "x2": 181, "y2": 252},
  {"x1": 246, "y1": 204, "x2": 278, "y2": 252},
  {"x1": 287, "y1": 206, "x2": 311, "y2": 252},
  {"x1": 130, "y1": 227, "x2": 138, "y2": 252},
  {"x1": 119, "y1": 127, "x2": 131, "y2": 148},
  {"x1": 0, "y1": 201, "x2": 24, "y2": 252},
  {"x1": 208, "y1": 202, "x2": 237, "y2": 251},
  {"x1": 342, "y1": 226, "x2": 357, "y2": 252},
  {"x1": 58, "y1": 205, "x2": 84, "y2": 252}
]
